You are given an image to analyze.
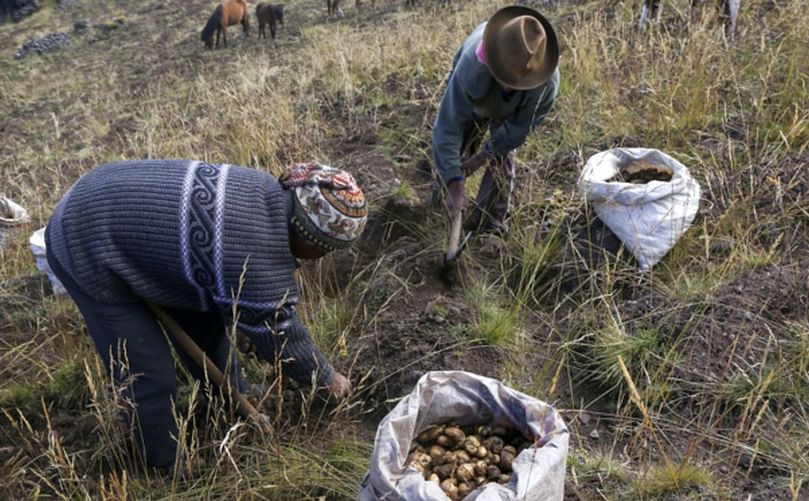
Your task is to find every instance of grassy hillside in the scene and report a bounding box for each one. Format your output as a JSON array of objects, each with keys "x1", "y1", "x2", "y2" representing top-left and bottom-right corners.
[{"x1": 1, "y1": 0, "x2": 807, "y2": 499}]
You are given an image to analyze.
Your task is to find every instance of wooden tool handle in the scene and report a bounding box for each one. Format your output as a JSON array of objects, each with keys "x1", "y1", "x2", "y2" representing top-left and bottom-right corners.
[
  {"x1": 146, "y1": 302, "x2": 261, "y2": 421},
  {"x1": 446, "y1": 211, "x2": 463, "y2": 261}
]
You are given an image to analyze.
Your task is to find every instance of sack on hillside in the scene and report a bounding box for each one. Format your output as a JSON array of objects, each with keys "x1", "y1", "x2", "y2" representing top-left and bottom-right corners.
[
  {"x1": 0, "y1": 196, "x2": 30, "y2": 249},
  {"x1": 29, "y1": 227, "x2": 67, "y2": 295},
  {"x1": 358, "y1": 371, "x2": 569, "y2": 501},
  {"x1": 577, "y1": 148, "x2": 701, "y2": 271}
]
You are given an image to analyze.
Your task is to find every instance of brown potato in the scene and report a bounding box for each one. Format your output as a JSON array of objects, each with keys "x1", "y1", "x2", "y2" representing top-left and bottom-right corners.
[
  {"x1": 491, "y1": 426, "x2": 508, "y2": 437},
  {"x1": 440, "y1": 478, "x2": 458, "y2": 498},
  {"x1": 436, "y1": 434, "x2": 453, "y2": 447},
  {"x1": 488, "y1": 453, "x2": 500, "y2": 466},
  {"x1": 475, "y1": 475, "x2": 486, "y2": 486},
  {"x1": 497, "y1": 473, "x2": 510, "y2": 484},
  {"x1": 474, "y1": 445, "x2": 488, "y2": 459},
  {"x1": 444, "y1": 426, "x2": 465, "y2": 444},
  {"x1": 473, "y1": 460, "x2": 487, "y2": 476},
  {"x1": 429, "y1": 445, "x2": 446, "y2": 460},
  {"x1": 502, "y1": 445, "x2": 517, "y2": 456},
  {"x1": 455, "y1": 451, "x2": 471, "y2": 463},
  {"x1": 457, "y1": 482, "x2": 472, "y2": 497},
  {"x1": 475, "y1": 425, "x2": 492, "y2": 437},
  {"x1": 486, "y1": 465, "x2": 501, "y2": 479},
  {"x1": 463, "y1": 436, "x2": 480, "y2": 455},
  {"x1": 456, "y1": 463, "x2": 475, "y2": 482},
  {"x1": 500, "y1": 450, "x2": 515, "y2": 472},
  {"x1": 484, "y1": 436, "x2": 504, "y2": 454},
  {"x1": 417, "y1": 425, "x2": 445, "y2": 444},
  {"x1": 433, "y1": 463, "x2": 455, "y2": 480},
  {"x1": 429, "y1": 473, "x2": 440, "y2": 484}
]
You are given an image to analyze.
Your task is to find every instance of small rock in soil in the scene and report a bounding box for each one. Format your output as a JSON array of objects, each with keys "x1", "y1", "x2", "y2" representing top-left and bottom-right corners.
[
  {"x1": 589, "y1": 428, "x2": 600, "y2": 440},
  {"x1": 15, "y1": 31, "x2": 70, "y2": 59}
]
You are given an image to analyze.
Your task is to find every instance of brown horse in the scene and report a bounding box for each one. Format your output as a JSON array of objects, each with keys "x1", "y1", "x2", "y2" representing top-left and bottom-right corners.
[
  {"x1": 256, "y1": 3, "x2": 284, "y2": 42},
  {"x1": 639, "y1": 0, "x2": 740, "y2": 36},
  {"x1": 201, "y1": 0, "x2": 250, "y2": 50}
]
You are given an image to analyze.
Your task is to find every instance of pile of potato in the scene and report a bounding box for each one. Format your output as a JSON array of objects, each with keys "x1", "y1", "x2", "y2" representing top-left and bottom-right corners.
[
  {"x1": 610, "y1": 159, "x2": 674, "y2": 184},
  {"x1": 407, "y1": 423, "x2": 533, "y2": 500}
]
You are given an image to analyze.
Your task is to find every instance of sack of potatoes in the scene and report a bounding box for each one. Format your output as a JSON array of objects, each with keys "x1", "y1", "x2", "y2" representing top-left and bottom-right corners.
[{"x1": 358, "y1": 371, "x2": 569, "y2": 501}]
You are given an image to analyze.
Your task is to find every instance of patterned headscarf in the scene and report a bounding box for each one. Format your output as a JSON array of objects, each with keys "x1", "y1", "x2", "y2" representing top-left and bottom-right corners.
[{"x1": 280, "y1": 163, "x2": 367, "y2": 251}]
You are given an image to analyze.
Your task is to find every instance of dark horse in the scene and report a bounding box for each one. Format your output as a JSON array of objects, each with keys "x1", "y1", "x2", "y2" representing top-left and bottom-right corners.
[
  {"x1": 639, "y1": 0, "x2": 740, "y2": 36},
  {"x1": 256, "y1": 3, "x2": 284, "y2": 42},
  {"x1": 201, "y1": 0, "x2": 249, "y2": 50}
]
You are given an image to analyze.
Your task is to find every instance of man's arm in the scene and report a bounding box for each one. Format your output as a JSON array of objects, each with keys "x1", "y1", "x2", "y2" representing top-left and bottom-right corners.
[
  {"x1": 489, "y1": 70, "x2": 559, "y2": 156},
  {"x1": 432, "y1": 64, "x2": 479, "y2": 186},
  {"x1": 233, "y1": 303, "x2": 335, "y2": 387}
]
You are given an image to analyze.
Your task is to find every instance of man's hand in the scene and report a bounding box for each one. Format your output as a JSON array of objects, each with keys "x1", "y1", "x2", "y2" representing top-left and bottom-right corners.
[
  {"x1": 446, "y1": 178, "x2": 467, "y2": 218},
  {"x1": 461, "y1": 149, "x2": 491, "y2": 177},
  {"x1": 329, "y1": 372, "x2": 352, "y2": 401}
]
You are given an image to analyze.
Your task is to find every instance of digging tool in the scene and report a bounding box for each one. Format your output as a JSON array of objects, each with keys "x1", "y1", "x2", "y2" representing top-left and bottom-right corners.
[
  {"x1": 441, "y1": 210, "x2": 471, "y2": 286},
  {"x1": 146, "y1": 302, "x2": 264, "y2": 423}
]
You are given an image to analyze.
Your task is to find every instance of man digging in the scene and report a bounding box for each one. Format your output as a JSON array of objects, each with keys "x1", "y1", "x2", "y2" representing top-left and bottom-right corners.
[
  {"x1": 45, "y1": 160, "x2": 367, "y2": 472},
  {"x1": 431, "y1": 5, "x2": 560, "y2": 235}
]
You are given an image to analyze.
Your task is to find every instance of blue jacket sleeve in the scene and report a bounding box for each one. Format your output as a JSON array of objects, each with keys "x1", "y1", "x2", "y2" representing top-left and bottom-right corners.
[
  {"x1": 431, "y1": 59, "x2": 480, "y2": 186},
  {"x1": 489, "y1": 69, "x2": 560, "y2": 156},
  {"x1": 231, "y1": 303, "x2": 335, "y2": 386}
]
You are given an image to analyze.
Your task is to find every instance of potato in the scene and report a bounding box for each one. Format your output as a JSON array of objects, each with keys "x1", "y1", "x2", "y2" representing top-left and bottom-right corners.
[
  {"x1": 502, "y1": 445, "x2": 517, "y2": 456},
  {"x1": 417, "y1": 425, "x2": 444, "y2": 444},
  {"x1": 429, "y1": 473, "x2": 440, "y2": 484},
  {"x1": 456, "y1": 463, "x2": 475, "y2": 482},
  {"x1": 473, "y1": 460, "x2": 487, "y2": 476},
  {"x1": 475, "y1": 475, "x2": 486, "y2": 486},
  {"x1": 440, "y1": 478, "x2": 458, "y2": 498},
  {"x1": 463, "y1": 436, "x2": 480, "y2": 455},
  {"x1": 484, "y1": 436, "x2": 504, "y2": 454},
  {"x1": 444, "y1": 426, "x2": 465, "y2": 444},
  {"x1": 500, "y1": 450, "x2": 515, "y2": 472},
  {"x1": 455, "y1": 451, "x2": 471, "y2": 463},
  {"x1": 474, "y1": 445, "x2": 488, "y2": 459},
  {"x1": 429, "y1": 445, "x2": 446, "y2": 460},
  {"x1": 486, "y1": 465, "x2": 501, "y2": 479},
  {"x1": 436, "y1": 434, "x2": 453, "y2": 447},
  {"x1": 457, "y1": 482, "x2": 472, "y2": 497},
  {"x1": 491, "y1": 426, "x2": 508, "y2": 437},
  {"x1": 497, "y1": 473, "x2": 510, "y2": 484},
  {"x1": 475, "y1": 425, "x2": 492, "y2": 437},
  {"x1": 433, "y1": 463, "x2": 455, "y2": 480}
]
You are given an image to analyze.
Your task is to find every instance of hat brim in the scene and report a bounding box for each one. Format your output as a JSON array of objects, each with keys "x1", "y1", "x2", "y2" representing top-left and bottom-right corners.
[{"x1": 483, "y1": 6, "x2": 559, "y2": 91}]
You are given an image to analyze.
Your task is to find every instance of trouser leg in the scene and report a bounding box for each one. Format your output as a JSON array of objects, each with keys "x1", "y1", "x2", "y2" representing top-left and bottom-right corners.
[
  {"x1": 472, "y1": 149, "x2": 515, "y2": 232},
  {"x1": 46, "y1": 252, "x2": 179, "y2": 469},
  {"x1": 161, "y1": 307, "x2": 249, "y2": 394}
]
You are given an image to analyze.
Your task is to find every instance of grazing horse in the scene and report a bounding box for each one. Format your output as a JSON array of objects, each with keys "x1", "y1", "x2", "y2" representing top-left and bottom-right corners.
[
  {"x1": 256, "y1": 3, "x2": 284, "y2": 42},
  {"x1": 201, "y1": 0, "x2": 250, "y2": 50},
  {"x1": 639, "y1": 0, "x2": 740, "y2": 36}
]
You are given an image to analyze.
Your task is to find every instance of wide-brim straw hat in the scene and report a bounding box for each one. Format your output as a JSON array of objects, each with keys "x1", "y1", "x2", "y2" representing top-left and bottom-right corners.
[{"x1": 483, "y1": 6, "x2": 559, "y2": 90}]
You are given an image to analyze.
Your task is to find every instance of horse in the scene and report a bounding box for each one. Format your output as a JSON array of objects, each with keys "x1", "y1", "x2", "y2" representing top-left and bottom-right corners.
[
  {"x1": 201, "y1": 0, "x2": 250, "y2": 50},
  {"x1": 639, "y1": 0, "x2": 740, "y2": 37},
  {"x1": 256, "y1": 3, "x2": 284, "y2": 42}
]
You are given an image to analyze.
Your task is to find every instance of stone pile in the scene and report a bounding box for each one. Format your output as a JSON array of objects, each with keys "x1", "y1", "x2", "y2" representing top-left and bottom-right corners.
[{"x1": 15, "y1": 31, "x2": 70, "y2": 59}]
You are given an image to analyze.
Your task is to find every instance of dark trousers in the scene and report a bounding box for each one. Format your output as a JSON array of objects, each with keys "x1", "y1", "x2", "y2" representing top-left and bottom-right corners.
[
  {"x1": 46, "y1": 249, "x2": 244, "y2": 468},
  {"x1": 461, "y1": 120, "x2": 516, "y2": 232}
]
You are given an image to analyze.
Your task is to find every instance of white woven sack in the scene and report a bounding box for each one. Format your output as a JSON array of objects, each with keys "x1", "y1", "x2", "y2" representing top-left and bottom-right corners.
[
  {"x1": 358, "y1": 371, "x2": 569, "y2": 501},
  {"x1": 577, "y1": 148, "x2": 701, "y2": 271},
  {"x1": 29, "y1": 227, "x2": 67, "y2": 295}
]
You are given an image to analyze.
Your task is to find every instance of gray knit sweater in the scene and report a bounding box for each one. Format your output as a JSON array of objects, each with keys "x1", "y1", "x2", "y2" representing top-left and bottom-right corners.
[{"x1": 46, "y1": 160, "x2": 333, "y2": 386}]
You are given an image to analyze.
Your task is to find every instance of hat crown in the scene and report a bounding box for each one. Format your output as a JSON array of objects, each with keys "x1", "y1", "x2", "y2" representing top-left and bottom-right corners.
[
  {"x1": 482, "y1": 6, "x2": 559, "y2": 90},
  {"x1": 499, "y1": 16, "x2": 547, "y2": 74}
]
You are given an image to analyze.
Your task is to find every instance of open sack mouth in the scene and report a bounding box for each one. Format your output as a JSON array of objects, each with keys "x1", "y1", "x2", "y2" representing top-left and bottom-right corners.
[
  {"x1": 0, "y1": 197, "x2": 29, "y2": 225},
  {"x1": 608, "y1": 159, "x2": 674, "y2": 184}
]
